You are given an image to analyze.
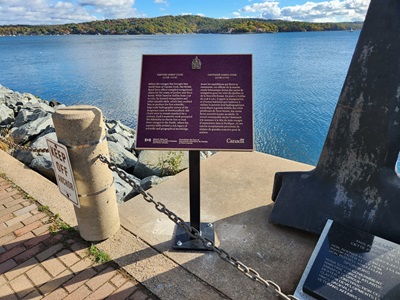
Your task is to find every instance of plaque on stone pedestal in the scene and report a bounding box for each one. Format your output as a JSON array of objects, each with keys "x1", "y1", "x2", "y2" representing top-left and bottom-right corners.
[{"x1": 295, "y1": 220, "x2": 400, "y2": 300}]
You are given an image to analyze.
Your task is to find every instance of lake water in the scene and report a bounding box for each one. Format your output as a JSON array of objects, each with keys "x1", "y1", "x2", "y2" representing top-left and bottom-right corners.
[{"x1": 0, "y1": 32, "x2": 360, "y2": 165}]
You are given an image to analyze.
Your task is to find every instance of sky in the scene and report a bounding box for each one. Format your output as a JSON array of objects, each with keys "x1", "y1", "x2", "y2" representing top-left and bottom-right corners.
[{"x1": 0, "y1": 0, "x2": 371, "y2": 26}]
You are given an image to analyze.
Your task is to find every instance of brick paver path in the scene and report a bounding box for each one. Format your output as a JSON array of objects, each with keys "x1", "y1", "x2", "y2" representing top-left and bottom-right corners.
[{"x1": 0, "y1": 177, "x2": 160, "y2": 300}]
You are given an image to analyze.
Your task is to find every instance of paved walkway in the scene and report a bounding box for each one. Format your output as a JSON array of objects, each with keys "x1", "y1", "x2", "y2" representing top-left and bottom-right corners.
[
  {"x1": 0, "y1": 149, "x2": 318, "y2": 300},
  {"x1": 0, "y1": 176, "x2": 159, "y2": 300}
]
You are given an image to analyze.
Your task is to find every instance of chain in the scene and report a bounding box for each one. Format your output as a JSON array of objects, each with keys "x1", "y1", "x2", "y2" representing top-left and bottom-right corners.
[
  {"x1": 98, "y1": 154, "x2": 299, "y2": 300},
  {"x1": 0, "y1": 136, "x2": 49, "y2": 153}
]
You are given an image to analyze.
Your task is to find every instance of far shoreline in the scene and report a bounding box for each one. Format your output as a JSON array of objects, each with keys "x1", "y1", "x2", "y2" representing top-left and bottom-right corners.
[
  {"x1": 0, "y1": 15, "x2": 363, "y2": 36},
  {"x1": 0, "y1": 29, "x2": 361, "y2": 37}
]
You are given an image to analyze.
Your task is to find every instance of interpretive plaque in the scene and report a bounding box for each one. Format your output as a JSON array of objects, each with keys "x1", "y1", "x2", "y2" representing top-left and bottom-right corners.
[
  {"x1": 136, "y1": 54, "x2": 253, "y2": 150},
  {"x1": 295, "y1": 220, "x2": 400, "y2": 300}
]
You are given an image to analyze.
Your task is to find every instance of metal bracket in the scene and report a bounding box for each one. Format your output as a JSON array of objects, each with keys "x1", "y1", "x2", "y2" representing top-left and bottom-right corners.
[{"x1": 173, "y1": 222, "x2": 215, "y2": 250}]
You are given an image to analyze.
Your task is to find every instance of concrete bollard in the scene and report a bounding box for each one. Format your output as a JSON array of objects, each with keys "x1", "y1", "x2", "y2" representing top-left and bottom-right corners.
[{"x1": 52, "y1": 105, "x2": 120, "y2": 241}]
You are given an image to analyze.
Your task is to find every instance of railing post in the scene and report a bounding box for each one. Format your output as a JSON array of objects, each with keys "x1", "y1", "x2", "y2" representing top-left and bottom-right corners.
[{"x1": 52, "y1": 105, "x2": 120, "y2": 241}]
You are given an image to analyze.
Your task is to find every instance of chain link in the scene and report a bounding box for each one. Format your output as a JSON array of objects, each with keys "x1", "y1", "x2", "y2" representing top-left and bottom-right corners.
[
  {"x1": 0, "y1": 128, "x2": 300, "y2": 299},
  {"x1": 0, "y1": 136, "x2": 49, "y2": 153},
  {"x1": 98, "y1": 154, "x2": 299, "y2": 300}
]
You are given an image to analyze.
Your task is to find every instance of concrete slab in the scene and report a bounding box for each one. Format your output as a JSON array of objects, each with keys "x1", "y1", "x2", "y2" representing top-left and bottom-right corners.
[
  {"x1": 0, "y1": 149, "x2": 319, "y2": 299},
  {"x1": 118, "y1": 151, "x2": 318, "y2": 299}
]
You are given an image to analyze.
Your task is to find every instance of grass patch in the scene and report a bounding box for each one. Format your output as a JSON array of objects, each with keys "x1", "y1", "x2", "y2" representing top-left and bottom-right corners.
[
  {"x1": 38, "y1": 205, "x2": 51, "y2": 213},
  {"x1": 88, "y1": 244, "x2": 111, "y2": 263},
  {"x1": 47, "y1": 213, "x2": 75, "y2": 234},
  {"x1": 158, "y1": 151, "x2": 184, "y2": 176}
]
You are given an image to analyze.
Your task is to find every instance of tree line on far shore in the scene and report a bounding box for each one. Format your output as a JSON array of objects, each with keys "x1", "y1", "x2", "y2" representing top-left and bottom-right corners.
[{"x1": 0, "y1": 15, "x2": 363, "y2": 36}]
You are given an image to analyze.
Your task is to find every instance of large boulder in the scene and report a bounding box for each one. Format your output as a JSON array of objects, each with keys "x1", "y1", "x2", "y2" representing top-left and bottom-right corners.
[
  {"x1": 112, "y1": 168, "x2": 141, "y2": 203},
  {"x1": 24, "y1": 127, "x2": 57, "y2": 182},
  {"x1": 30, "y1": 155, "x2": 55, "y2": 182},
  {"x1": 11, "y1": 113, "x2": 53, "y2": 144},
  {"x1": 106, "y1": 119, "x2": 136, "y2": 151},
  {"x1": 112, "y1": 172, "x2": 168, "y2": 203},
  {"x1": 21, "y1": 101, "x2": 55, "y2": 114},
  {"x1": 107, "y1": 141, "x2": 138, "y2": 173},
  {"x1": 5, "y1": 93, "x2": 41, "y2": 114},
  {"x1": 140, "y1": 175, "x2": 168, "y2": 190},
  {"x1": 0, "y1": 104, "x2": 14, "y2": 125},
  {"x1": 134, "y1": 150, "x2": 188, "y2": 178},
  {"x1": 14, "y1": 93, "x2": 41, "y2": 106},
  {"x1": 14, "y1": 106, "x2": 52, "y2": 127},
  {"x1": 106, "y1": 119, "x2": 136, "y2": 136},
  {"x1": 0, "y1": 85, "x2": 13, "y2": 105},
  {"x1": 13, "y1": 130, "x2": 56, "y2": 166}
]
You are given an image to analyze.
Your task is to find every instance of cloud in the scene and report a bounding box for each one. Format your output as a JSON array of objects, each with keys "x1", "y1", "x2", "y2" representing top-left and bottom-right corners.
[
  {"x1": 238, "y1": 0, "x2": 370, "y2": 22},
  {"x1": 0, "y1": 0, "x2": 97, "y2": 25},
  {"x1": 0, "y1": 0, "x2": 138, "y2": 25},
  {"x1": 241, "y1": 1, "x2": 281, "y2": 19},
  {"x1": 0, "y1": 0, "x2": 371, "y2": 25},
  {"x1": 78, "y1": 0, "x2": 134, "y2": 6},
  {"x1": 78, "y1": 0, "x2": 137, "y2": 19}
]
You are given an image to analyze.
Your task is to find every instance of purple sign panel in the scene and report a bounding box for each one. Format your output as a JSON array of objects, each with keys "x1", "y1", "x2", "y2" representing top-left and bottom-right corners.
[{"x1": 136, "y1": 54, "x2": 253, "y2": 151}]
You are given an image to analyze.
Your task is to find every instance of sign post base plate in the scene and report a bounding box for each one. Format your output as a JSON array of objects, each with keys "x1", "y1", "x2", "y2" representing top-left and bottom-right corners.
[{"x1": 173, "y1": 222, "x2": 215, "y2": 251}]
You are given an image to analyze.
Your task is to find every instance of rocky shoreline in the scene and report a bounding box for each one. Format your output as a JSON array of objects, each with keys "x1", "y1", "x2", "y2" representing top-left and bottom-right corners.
[{"x1": 0, "y1": 84, "x2": 215, "y2": 203}]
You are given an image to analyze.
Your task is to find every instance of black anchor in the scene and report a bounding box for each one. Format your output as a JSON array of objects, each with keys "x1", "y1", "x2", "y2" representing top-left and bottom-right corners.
[{"x1": 270, "y1": 0, "x2": 400, "y2": 244}]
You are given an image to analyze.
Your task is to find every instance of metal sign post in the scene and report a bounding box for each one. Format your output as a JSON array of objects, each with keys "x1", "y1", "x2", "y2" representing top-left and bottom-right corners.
[
  {"x1": 173, "y1": 150, "x2": 215, "y2": 250},
  {"x1": 136, "y1": 54, "x2": 253, "y2": 251}
]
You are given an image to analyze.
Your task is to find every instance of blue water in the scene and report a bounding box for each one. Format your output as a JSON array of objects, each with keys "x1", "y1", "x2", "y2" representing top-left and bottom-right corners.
[{"x1": 0, "y1": 32, "x2": 359, "y2": 165}]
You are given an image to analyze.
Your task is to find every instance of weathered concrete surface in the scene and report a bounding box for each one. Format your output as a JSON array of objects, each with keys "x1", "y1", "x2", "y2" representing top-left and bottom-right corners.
[
  {"x1": 0, "y1": 149, "x2": 317, "y2": 299},
  {"x1": 118, "y1": 151, "x2": 317, "y2": 299}
]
